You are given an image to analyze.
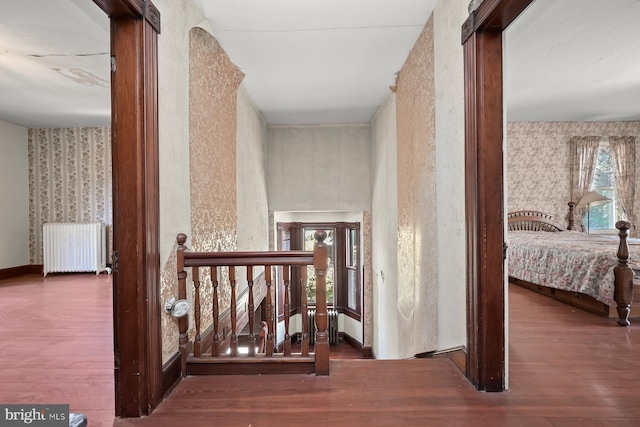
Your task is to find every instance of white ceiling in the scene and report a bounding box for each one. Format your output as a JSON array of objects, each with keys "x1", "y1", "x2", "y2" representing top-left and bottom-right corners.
[
  {"x1": 0, "y1": 0, "x2": 638, "y2": 129},
  {"x1": 0, "y1": 0, "x2": 110, "y2": 128},
  {"x1": 506, "y1": 0, "x2": 640, "y2": 122}
]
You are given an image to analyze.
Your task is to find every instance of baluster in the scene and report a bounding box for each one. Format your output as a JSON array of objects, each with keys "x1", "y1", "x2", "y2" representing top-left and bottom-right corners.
[
  {"x1": 193, "y1": 267, "x2": 202, "y2": 357},
  {"x1": 247, "y1": 266, "x2": 256, "y2": 357},
  {"x1": 301, "y1": 265, "x2": 309, "y2": 356},
  {"x1": 211, "y1": 266, "x2": 220, "y2": 357},
  {"x1": 176, "y1": 234, "x2": 189, "y2": 377},
  {"x1": 283, "y1": 265, "x2": 291, "y2": 356},
  {"x1": 265, "y1": 266, "x2": 274, "y2": 357},
  {"x1": 229, "y1": 266, "x2": 238, "y2": 356},
  {"x1": 314, "y1": 230, "x2": 329, "y2": 375}
]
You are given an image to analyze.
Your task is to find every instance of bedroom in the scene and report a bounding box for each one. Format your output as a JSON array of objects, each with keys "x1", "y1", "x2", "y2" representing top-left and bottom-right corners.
[{"x1": 504, "y1": 0, "x2": 640, "y2": 321}]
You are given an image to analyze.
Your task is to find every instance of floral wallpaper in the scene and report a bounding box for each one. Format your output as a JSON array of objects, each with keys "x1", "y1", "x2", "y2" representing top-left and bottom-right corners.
[
  {"x1": 28, "y1": 127, "x2": 112, "y2": 265},
  {"x1": 395, "y1": 16, "x2": 438, "y2": 357},
  {"x1": 507, "y1": 121, "x2": 640, "y2": 228}
]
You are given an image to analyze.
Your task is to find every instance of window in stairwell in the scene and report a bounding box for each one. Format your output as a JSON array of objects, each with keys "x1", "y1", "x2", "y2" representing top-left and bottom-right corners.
[
  {"x1": 303, "y1": 227, "x2": 335, "y2": 306},
  {"x1": 277, "y1": 221, "x2": 362, "y2": 321}
]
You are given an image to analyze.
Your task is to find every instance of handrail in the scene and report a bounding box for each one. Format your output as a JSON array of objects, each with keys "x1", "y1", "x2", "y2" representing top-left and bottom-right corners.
[{"x1": 175, "y1": 231, "x2": 329, "y2": 376}]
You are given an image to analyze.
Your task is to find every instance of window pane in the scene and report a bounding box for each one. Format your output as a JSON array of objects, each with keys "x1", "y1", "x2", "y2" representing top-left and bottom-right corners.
[
  {"x1": 348, "y1": 228, "x2": 358, "y2": 267},
  {"x1": 347, "y1": 267, "x2": 357, "y2": 310},
  {"x1": 589, "y1": 142, "x2": 617, "y2": 230},
  {"x1": 304, "y1": 229, "x2": 334, "y2": 305}
]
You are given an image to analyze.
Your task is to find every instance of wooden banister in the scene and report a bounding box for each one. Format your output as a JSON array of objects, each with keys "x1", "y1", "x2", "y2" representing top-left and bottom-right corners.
[{"x1": 175, "y1": 233, "x2": 329, "y2": 376}]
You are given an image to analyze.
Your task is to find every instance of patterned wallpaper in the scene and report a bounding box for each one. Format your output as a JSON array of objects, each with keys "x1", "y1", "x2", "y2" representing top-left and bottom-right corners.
[
  {"x1": 28, "y1": 127, "x2": 112, "y2": 264},
  {"x1": 362, "y1": 210, "x2": 373, "y2": 348},
  {"x1": 160, "y1": 27, "x2": 244, "y2": 363},
  {"x1": 507, "y1": 121, "x2": 640, "y2": 227},
  {"x1": 395, "y1": 17, "x2": 438, "y2": 357}
]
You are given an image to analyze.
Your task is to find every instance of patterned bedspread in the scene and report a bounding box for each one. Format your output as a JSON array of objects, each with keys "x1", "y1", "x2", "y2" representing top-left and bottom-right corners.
[{"x1": 507, "y1": 231, "x2": 640, "y2": 305}]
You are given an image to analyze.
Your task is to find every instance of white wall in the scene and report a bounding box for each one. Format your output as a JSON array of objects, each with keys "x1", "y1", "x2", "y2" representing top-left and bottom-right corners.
[
  {"x1": 370, "y1": 93, "x2": 400, "y2": 359},
  {"x1": 0, "y1": 120, "x2": 29, "y2": 269},
  {"x1": 155, "y1": 0, "x2": 206, "y2": 261},
  {"x1": 268, "y1": 124, "x2": 371, "y2": 212},
  {"x1": 155, "y1": 0, "x2": 207, "y2": 364},
  {"x1": 433, "y1": 0, "x2": 468, "y2": 351},
  {"x1": 236, "y1": 85, "x2": 269, "y2": 252}
]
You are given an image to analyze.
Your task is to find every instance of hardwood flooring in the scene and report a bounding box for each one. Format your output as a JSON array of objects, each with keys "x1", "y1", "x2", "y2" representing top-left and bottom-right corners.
[
  {"x1": 0, "y1": 273, "x2": 114, "y2": 427},
  {"x1": 1, "y1": 274, "x2": 639, "y2": 426}
]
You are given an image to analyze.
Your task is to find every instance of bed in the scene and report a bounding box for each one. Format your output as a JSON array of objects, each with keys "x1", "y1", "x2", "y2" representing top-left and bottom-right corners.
[{"x1": 507, "y1": 210, "x2": 637, "y2": 326}]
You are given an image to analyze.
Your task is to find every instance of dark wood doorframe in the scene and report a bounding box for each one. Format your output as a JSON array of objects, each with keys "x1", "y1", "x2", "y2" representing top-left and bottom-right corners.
[
  {"x1": 461, "y1": 0, "x2": 534, "y2": 391},
  {"x1": 92, "y1": 0, "x2": 161, "y2": 417}
]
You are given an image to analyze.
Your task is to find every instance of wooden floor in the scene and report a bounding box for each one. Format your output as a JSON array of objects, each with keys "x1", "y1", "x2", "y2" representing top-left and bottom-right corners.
[
  {"x1": 0, "y1": 274, "x2": 114, "y2": 427},
  {"x1": 1, "y1": 274, "x2": 639, "y2": 426}
]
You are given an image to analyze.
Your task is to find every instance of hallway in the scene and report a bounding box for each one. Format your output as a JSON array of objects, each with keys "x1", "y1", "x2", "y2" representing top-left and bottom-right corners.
[{"x1": 1, "y1": 275, "x2": 639, "y2": 426}]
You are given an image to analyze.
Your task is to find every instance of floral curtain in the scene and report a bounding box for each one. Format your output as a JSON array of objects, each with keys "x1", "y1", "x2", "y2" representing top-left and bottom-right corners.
[
  {"x1": 609, "y1": 136, "x2": 637, "y2": 236},
  {"x1": 569, "y1": 136, "x2": 601, "y2": 231}
]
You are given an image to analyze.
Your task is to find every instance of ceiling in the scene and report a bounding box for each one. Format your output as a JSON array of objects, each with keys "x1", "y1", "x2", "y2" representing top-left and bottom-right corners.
[{"x1": 0, "y1": 0, "x2": 638, "y2": 129}]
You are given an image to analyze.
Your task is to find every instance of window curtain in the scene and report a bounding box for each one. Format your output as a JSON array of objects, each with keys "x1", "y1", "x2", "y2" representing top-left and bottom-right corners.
[
  {"x1": 569, "y1": 136, "x2": 601, "y2": 231},
  {"x1": 609, "y1": 136, "x2": 636, "y2": 236}
]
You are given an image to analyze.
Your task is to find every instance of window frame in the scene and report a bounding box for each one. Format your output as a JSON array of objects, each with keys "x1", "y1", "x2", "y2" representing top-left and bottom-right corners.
[{"x1": 277, "y1": 221, "x2": 362, "y2": 321}]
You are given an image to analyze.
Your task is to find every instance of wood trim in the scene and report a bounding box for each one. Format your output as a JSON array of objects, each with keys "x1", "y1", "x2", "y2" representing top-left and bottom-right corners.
[
  {"x1": 462, "y1": 0, "x2": 534, "y2": 393},
  {"x1": 340, "y1": 332, "x2": 362, "y2": 352},
  {"x1": 94, "y1": 0, "x2": 161, "y2": 418},
  {"x1": 510, "y1": 278, "x2": 615, "y2": 317},
  {"x1": 92, "y1": 0, "x2": 160, "y2": 32},
  {"x1": 160, "y1": 352, "x2": 182, "y2": 399},
  {"x1": 417, "y1": 347, "x2": 467, "y2": 377},
  {"x1": 0, "y1": 265, "x2": 42, "y2": 281},
  {"x1": 362, "y1": 346, "x2": 374, "y2": 359}
]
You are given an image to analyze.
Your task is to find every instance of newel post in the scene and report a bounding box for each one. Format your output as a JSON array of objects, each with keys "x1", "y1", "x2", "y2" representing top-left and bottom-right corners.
[
  {"x1": 176, "y1": 234, "x2": 189, "y2": 377},
  {"x1": 314, "y1": 230, "x2": 330, "y2": 375}
]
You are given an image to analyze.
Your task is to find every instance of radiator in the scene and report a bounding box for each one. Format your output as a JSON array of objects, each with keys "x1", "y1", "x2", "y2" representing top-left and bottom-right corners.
[
  {"x1": 308, "y1": 308, "x2": 339, "y2": 345},
  {"x1": 43, "y1": 222, "x2": 108, "y2": 276}
]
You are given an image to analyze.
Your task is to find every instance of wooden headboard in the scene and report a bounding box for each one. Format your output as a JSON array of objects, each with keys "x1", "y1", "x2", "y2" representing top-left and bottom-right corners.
[{"x1": 507, "y1": 210, "x2": 566, "y2": 232}]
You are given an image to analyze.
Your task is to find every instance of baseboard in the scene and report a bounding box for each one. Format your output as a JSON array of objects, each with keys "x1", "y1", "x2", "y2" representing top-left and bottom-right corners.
[
  {"x1": 415, "y1": 346, "x2": 466, "y2": 375},
  {"x1": 0, "y1": 264, "x2": 42, "y2": 281},
  {"x1": 362, "y1": 346, "x2": 374, "y2": 359},
  {"x1": 160, "y1": 351, "x2": 182, "y2": 399}
]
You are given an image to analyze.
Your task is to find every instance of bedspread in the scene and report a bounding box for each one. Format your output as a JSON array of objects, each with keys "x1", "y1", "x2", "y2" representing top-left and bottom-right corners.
[{"x1": 507, "y1": 231, "x2": 640, "y2": 305}]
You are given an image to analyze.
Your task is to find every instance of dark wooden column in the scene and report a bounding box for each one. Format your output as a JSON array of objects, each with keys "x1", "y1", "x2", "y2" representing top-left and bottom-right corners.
[
  {"x1": 92, "y1": 0, "x2": 161, "y2": 418},
  {"x1": 462, "y1": 0, "x2": 534, "y2": 392}
]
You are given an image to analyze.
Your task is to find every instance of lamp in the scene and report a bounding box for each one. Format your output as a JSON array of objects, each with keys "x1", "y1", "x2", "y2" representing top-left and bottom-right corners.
[{"x1": 576, "y1": 191, "x2": 612, "y2": 233}]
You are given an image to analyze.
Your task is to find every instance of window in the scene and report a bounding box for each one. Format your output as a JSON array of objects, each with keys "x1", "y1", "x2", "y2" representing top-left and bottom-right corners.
[
  {"x1": 277, "y1": 222, "x2": 362, "y2": 321},
  {"x1": 588, "y1": 142, "x2": 617, "y2": 231},
  {"x1": 303, "y1": 228, "x2": 334, "y2": 306}
]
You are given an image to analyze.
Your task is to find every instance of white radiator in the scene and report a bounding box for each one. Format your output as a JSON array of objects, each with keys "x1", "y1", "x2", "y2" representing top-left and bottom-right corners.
[
  {"x1": 308, "y1": 308, "x2": 339, "y2": 345},
  {"x1": 43, "y1": 222, "x2": 108, "y2": 276}
]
